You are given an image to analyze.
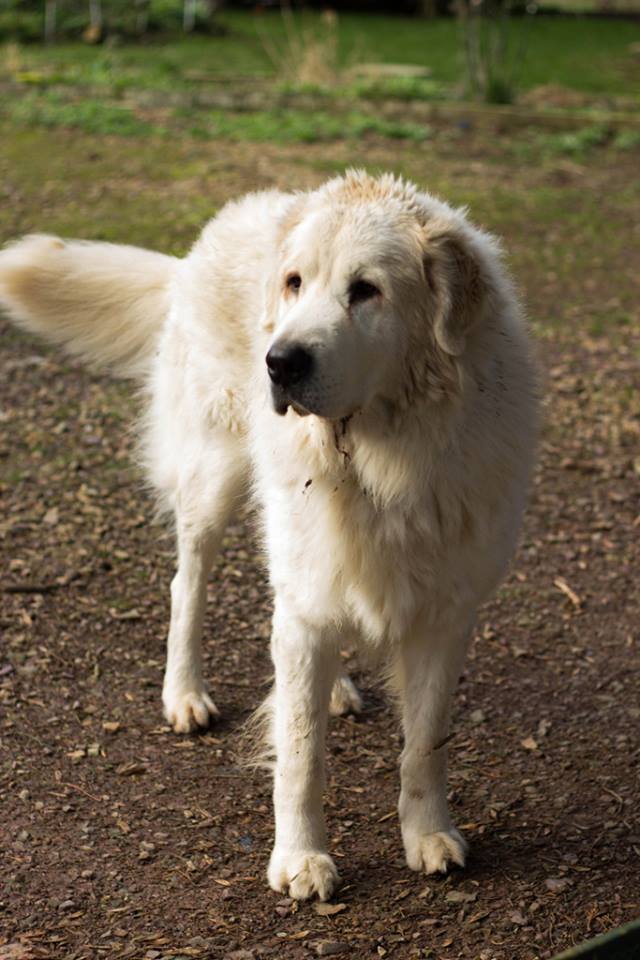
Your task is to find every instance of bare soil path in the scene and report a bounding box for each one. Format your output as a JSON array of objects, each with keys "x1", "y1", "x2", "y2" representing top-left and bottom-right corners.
[{"x1": 1, "y1": 127, "x2": 639, "y2": 960}]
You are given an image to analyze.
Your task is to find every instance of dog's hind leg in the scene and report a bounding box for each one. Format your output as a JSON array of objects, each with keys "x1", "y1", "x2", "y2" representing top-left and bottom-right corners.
[{"x1": 162, "y1": 443, "x2": 248, "y2": 734}]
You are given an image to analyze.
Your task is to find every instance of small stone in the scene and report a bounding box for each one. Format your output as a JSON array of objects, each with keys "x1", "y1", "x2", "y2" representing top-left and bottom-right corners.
[
  {"x1": 545, "y1": 877, "x2": 570, "y2": 893},
  {"x1": 314, "y1": 943, "x2": 350, "y2": 957}
]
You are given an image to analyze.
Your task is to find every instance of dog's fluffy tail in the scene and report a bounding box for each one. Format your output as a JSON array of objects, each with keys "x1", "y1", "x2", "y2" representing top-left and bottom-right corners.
[{"x1": 0, "y1": 234, "x2": 177, "y2": 379}]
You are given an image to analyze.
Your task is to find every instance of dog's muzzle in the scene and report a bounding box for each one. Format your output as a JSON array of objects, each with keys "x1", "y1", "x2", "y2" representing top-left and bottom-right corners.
[{"x1": 266, "y1": 343, "x2": 314, "y2": 415}]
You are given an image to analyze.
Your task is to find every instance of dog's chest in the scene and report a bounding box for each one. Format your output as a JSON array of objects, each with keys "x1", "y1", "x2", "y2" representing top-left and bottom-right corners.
[{"x1": 266, "y1": 470, "x2": 448, "y2": 645}]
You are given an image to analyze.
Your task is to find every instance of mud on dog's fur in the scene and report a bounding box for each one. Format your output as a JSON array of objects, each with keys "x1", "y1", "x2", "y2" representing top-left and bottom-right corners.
[{"x1": 0, "y1": 171, "x2": 539, "y2": 900}]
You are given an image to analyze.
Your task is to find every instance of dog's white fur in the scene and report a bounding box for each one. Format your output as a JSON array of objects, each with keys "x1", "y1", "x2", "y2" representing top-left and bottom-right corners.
[{"x1": 0, "y1": 171, "x2": 538, "y2": 900}]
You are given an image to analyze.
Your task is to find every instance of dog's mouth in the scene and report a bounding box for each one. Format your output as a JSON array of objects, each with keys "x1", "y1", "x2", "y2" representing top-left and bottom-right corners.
[{"x1": 271, "y1": 384, "x2": 311, "y2": 418}]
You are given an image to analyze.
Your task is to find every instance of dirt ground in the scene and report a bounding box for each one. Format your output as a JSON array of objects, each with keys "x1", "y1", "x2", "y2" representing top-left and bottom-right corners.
[{"x1": 0, "y1": 128, "x2": 639, "y2": 960}]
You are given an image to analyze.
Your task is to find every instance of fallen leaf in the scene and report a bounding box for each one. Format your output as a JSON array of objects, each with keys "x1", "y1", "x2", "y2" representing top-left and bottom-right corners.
[
  {"x1": 115, "y1": 762, "x2": 147, "y2": 776},
  {"x1": 467, "y1": 910, "x2": 490, "y2": 923},
  {"x1": 521, "y1": 736, "x2": 538, "y2": 751},
  {"x1": 315, "y1": 901, "x2": 347, "y2": 916},
  {"x1": 445, "y1": 890, "x2": 477, "y2": 904}
]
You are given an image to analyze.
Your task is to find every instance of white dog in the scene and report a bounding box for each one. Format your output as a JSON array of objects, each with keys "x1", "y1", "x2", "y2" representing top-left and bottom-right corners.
[{"x1": 0, "y1": 171, "x2": 538, "y2": 900}]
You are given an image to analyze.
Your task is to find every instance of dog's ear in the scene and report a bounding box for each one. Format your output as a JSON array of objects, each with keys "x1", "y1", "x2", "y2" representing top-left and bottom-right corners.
[{"x1": 422, "y1": 229, "x2": 487, "y2": 357}]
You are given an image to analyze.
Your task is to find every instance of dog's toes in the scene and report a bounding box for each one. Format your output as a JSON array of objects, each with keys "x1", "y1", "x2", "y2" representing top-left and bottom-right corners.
[
  {"x1": 268, "y1": 849, "x2": 340, "y2": 902},
  {"x1": 403, "y1": 828, "x2": 468, "y2": 875},
  {"x1": 163, "y1": 688, "x2": 220, "y2": 734},
  {"x1": 329, "y1": 674, "x2": 363, "y2": 716}
]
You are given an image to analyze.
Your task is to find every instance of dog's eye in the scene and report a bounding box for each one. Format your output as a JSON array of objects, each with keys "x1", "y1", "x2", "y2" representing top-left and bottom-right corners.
[
  {"x1": 285, "y1": 273, "x2": 302, "y2": 294},
  {"x1": 349, "y1": 279, "x2": 380, "y2": 305}
]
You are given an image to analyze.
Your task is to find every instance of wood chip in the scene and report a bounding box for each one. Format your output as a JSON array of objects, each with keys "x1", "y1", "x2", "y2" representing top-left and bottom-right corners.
[{"x1": 554, "y1": 576, "x2": 582, "y2": 608}]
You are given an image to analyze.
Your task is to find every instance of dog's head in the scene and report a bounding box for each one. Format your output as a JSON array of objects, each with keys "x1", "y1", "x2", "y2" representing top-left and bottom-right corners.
[{"x1": 264, "y1": 172, "x2": 495, "y2": 419}]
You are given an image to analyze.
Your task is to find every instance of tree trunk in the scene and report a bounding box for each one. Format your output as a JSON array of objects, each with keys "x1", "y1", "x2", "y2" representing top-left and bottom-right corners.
[
  {"x1": 44, "y1": 0, "x2": 57, "y2": 43},
  {"x1": 183, "y1": 0, "x2": 197, "y2": 32}
]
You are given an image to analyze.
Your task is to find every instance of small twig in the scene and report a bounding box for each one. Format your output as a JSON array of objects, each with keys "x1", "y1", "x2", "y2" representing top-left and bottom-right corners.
[
  {"x1": 553, "y1": 576, "x2": 582, "y2": 609},
  {"x1": 2, "y1": 582, "x2": 63, "y2": 594},
  {"x1": 60, "y1": 781, "x2": 103, "y2": 803}
]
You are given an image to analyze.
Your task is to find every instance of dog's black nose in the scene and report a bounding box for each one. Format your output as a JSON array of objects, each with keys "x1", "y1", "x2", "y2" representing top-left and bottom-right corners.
[{"x1": 266, "y1": 343, "x2": 313, "y2": 388}]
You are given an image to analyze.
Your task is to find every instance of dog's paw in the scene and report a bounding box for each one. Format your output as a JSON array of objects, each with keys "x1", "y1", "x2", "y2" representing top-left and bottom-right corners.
[
  {"x1": 403, "y1": 828, "x2": 468, "y2": 875},
  {"x1": 268, "y1": 849, "x2": 340, "y2": 901},
  {"x1": 329, "y1": 674, "x2": 363, "y2": 716},
  {"x1": 162, "y1": 687, "x2": 220, "y2": 734}
]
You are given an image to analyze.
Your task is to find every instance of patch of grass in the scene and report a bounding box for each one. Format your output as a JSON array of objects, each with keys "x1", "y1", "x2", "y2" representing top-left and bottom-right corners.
[
  {"x1": 4, "y1": 91, "x2": 161, "y2": 136},
  {"x1": 511, "y1": 124, "x2": 640, "y2": 162},
  {"x1": 541, "y1": 124, "x2": 612, "y2": 157},
  {"x1": 185, "y1": 107, "x2": 431, "y2": 144},
  {"x1": 2, "y1": 70, "x2": 435, "y2": 145},
  {"x1": 346, "y1": 74, "x2": 446, "y2": 102},
  {"x1": 612, "y1": 129, "x2": 640, "y2": 151}
]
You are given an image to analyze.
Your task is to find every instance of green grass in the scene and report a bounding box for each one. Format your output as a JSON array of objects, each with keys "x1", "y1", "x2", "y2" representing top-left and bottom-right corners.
[
  {"x1": 2, "y1": 90, "x2": 431, "y2": 143},
  {"x1": 5, "y1": 90, "x2": 161, "y2": 136},
  {"x1": 1, "y1": 12, "x2": 639, "y2": 98},
  {"x1": 183, "y1": 108, "x2": 431, "y2": 144},
  {"x1": 510, "y1": 124, "x2": 640, "y2": 162}
]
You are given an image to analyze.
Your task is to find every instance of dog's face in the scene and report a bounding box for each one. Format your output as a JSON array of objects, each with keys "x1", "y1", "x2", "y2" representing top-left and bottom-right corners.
[{"x1": 265, "y1": 188, "x2": 487, "y2": 420}]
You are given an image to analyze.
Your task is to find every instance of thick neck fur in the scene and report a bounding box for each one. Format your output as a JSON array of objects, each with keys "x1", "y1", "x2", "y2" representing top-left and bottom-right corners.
[{"x1": 272, "y1": 382, "x2": 464, "y2": 515}]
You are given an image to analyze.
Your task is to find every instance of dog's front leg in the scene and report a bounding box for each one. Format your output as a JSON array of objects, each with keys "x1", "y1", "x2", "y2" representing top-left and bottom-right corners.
[
  {"x1": 267, "y1": 601, "x2": 340, "y2": 901},
  {"x1": 395, "y1": 619, "x2": 471, "y2": 875}
]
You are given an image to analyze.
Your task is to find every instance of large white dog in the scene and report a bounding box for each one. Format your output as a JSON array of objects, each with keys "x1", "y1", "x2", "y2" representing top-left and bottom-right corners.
[{"x1": 0, "y1": 171, "x2": 538, "y2": 900}]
